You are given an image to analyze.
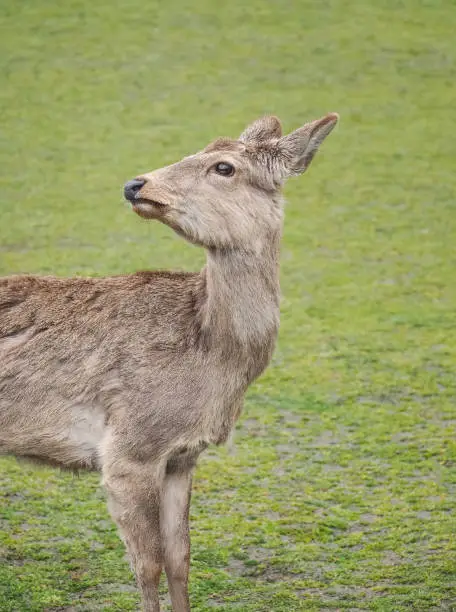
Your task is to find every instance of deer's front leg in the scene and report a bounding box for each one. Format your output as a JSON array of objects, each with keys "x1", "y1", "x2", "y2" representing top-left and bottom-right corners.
[
  {"x1": 160, "y1": 461, "x2": 193, "y2": 612},
  {"x1": 102, "y1": 457, "x2": 165, "y2": 612}
]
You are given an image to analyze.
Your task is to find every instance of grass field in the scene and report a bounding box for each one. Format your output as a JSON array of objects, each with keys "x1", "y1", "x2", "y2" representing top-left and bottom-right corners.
[{"x1": 1, "y1": 0, "x2": 456, "y2": 610}]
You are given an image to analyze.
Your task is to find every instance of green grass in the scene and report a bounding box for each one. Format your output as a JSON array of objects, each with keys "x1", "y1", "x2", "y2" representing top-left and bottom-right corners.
[{"x1": 1, "y1": 0, "x2": 455, "y2": 609}]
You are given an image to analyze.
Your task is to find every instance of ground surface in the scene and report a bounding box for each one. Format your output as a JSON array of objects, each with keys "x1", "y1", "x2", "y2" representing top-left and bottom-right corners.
[{"x1": 1, "y1": 0, "x2": 455, "y2": 610}]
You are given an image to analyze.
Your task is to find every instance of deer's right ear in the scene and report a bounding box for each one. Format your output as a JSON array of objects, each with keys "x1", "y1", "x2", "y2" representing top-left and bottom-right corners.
[
  {"x1": 278, "y1": 113, "x2": 339, "y2": 177},
  {"x1": 239, "y1": 116, "x2": 283, "y2": 144}
]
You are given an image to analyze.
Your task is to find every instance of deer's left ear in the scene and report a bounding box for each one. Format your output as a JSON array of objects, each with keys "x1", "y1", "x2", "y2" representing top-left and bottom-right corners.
[
  {"x1": 278, "y1": 113, "x2": 339, "y2": 176},
  {"x1": 239, "y1": 115, "x2": 283, "y2": 144}
]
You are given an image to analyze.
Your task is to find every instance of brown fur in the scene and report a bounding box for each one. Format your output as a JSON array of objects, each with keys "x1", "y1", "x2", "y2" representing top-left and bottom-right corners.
[{"x1": 0, "y1": 113, "x2": 338, "y2": 611}]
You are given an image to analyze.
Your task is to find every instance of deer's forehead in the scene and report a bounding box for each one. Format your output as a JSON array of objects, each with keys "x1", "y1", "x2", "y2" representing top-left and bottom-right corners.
[
  {"x1": 174, "y1": 145, "x2": 248, "y2": 170},
  {"x1": 203, "y1": 138, "x2": 244, "y2": 153},
  {"x1": 168, "y1": 139, "x2": 276, "y2": 174}
]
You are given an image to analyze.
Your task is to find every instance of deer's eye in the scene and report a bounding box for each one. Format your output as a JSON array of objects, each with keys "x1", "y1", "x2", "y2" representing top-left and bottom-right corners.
[{"x1": 214, "y1": 162, "x2": 235, "y2": 177}]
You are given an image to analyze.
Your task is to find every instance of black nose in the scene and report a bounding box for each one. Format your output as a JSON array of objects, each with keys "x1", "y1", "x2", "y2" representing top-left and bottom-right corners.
[{"x1": 124, "y1": 178, "x2": 146, "y2": 201}]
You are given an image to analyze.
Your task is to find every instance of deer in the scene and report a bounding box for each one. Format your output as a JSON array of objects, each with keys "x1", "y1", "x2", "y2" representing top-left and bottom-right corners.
[{"x1": 0, "y1": 112, "x2": 338, "y2": 611}]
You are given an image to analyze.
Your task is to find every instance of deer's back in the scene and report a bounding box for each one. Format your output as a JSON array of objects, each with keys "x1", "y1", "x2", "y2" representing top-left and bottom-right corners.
[
  {"x1": 0, "y1": 271, "x2": 201, "y2": 337},
  {"x1": 0, "y1": 271, "x2": 206, "y2": 468}
]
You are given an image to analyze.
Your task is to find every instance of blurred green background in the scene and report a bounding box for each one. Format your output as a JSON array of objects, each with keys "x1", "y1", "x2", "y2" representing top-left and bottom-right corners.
[{"x1": 1, "y1": 0, "x2": 455, "y2": 610}]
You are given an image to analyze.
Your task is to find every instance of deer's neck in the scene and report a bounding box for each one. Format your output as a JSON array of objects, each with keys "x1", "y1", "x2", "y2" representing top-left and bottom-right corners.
[{"x1": 199, "y1": 234, "x2": 281, "y2": 366}]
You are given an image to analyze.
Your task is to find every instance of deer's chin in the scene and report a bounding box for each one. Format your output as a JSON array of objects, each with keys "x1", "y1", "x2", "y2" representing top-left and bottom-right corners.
[{"x1": 131, "y1": 199, "x2": 167, "y2": 219}]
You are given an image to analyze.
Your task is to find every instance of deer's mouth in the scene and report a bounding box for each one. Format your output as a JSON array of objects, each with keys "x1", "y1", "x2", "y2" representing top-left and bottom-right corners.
[
  {"x1": 131, "y1": 198, "x2": 167, "y2": 219},
  {"x1": 135, "y1": 197, "x2": 166, "y2": 208}
]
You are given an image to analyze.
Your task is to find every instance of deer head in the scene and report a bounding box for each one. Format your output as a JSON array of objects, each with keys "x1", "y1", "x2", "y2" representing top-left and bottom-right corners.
[{"x1": 124, "y1": 113, "x2": 339, "y2": 251}]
